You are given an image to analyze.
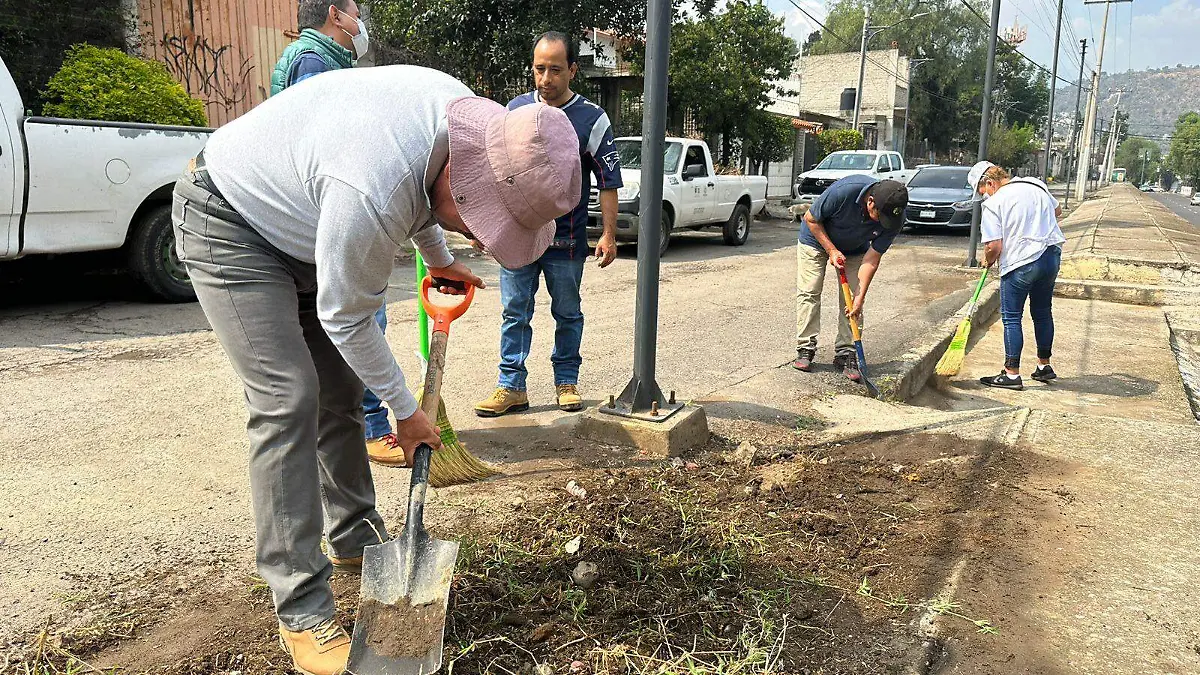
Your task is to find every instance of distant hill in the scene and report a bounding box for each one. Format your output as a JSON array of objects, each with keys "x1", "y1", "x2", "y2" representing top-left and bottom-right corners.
[{"x1": 1053, "y1": 65, "x2": 1200, "y2": 143}]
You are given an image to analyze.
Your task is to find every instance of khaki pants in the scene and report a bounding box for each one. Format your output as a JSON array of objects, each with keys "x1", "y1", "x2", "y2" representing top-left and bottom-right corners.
[{"x1": 796, "y1": 242, "x2": 863, "y2": 356}]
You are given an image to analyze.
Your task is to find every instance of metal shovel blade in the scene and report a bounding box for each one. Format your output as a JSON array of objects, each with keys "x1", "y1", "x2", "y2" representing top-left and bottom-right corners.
[{"x1": 347, "y1": 445, "x2": 458, "y2": 675}]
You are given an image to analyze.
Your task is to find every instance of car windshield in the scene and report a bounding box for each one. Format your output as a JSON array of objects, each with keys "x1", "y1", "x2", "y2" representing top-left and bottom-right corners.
[
  {"x1": 616, "y1": 140, "x2": 683, "y2": 173},
  {"x1": 816, "y1": 153, "x2": 876, "y2": 170},
  {"x1": 908, "y1": 168, "x2": 971, "y2": 189}
]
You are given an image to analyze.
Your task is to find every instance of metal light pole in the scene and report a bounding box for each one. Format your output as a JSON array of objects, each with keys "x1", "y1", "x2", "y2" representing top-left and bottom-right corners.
[
  {"x1": 1041, "y1": 0, "x2": 1065, "y2": 182},
  {"x1": 604, "y1": 0, "x2": 679, "y2": 421},
  {"x1": 854, "y1": 8, "x2": 932, "y2": 142},
  {"x1": 1064, "y1": 39, "x2": 1087, "y2": 211},
  {"x1": 966, "y1": 0, "x2": 1002, "y2": 267}
]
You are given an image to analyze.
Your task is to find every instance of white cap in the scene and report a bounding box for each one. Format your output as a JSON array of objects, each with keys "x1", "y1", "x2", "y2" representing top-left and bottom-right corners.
[{"x1": 967, "y1": 161, "x2": 996, "y2": 190}]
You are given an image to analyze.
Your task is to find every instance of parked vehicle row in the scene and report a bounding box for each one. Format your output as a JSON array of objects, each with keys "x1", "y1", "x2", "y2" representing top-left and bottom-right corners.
[{"x1": 792, "y1": 150, "x2": 916, "y2": 203}]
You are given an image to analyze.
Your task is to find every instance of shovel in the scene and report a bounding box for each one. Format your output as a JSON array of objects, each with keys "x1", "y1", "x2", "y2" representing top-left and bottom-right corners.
[
  {"x1": 836, "y1": 267, "x2": 881, "y2": 398},
  {"x1": 347, "y1": 277, "x2": 475, "y2": 675}
]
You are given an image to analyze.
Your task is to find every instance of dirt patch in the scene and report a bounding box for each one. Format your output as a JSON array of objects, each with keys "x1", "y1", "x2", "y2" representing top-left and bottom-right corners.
[
  {"x1": 355, "y1": 598, "x2": 446, "y2": 659},
  {"x1": 6, "y1": 432, "x2": 1024, "y2": 674}
]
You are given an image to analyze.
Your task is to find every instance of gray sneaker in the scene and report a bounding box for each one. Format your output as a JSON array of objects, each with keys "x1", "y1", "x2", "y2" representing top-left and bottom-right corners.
[{"x1": 792, "y1": 348, "x2": 816, "y2": 372}]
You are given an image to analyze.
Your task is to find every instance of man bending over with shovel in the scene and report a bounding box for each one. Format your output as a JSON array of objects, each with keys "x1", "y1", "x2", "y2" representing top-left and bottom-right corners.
[
  {"x1": 792, "y1": 175, "x2": 908, "y2": 380},
  {"x1": 173, "y1": 65, "x2": 581, "y2": 675}
]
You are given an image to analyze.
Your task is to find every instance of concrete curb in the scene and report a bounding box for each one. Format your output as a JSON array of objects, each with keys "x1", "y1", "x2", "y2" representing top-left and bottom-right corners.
[
  {"x1": 880, "y1": 282, "x2": 1001, "y2": 402},
  {"x1": 1165, "y1": 313, "x2": 1200, "y2": 424},
  {"x1": 1054, "y1": 278, "x2": 1200, "y2": 306}
]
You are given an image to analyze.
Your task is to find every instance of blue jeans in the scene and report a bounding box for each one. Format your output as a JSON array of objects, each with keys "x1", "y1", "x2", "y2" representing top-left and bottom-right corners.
[
  {"x1": 498, "y1": 257, "x2": 586, "y2": 390},
  {"x1": 362, "y1": 305, "x2": 392, "y2": 439},
  {"x1": 1000, "y1": 245, "x2": 1061, "y2": 371}
]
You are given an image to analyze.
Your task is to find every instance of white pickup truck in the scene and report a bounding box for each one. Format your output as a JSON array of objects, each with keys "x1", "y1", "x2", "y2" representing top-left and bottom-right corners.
[
  {"x1": 0, "y1": 56, "x2": 211, "y2": 301},
  {"x1": 792, "y1": 149, "x2": 916, "y2": 204},
  {"x1": 587, "y1": 136, "x2": 767, "y2": 255}
]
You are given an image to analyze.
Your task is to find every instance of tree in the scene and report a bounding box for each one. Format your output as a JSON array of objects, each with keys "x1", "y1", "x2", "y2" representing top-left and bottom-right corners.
[
  {"x1": 657, "y1": 1, "x2": 799, "y2": 164},
  {"x1": 1114, "y1": 137, "x2": 1161, "y2": 185},
  {"x1": 818, "y1": 128, "x2": 865, "y2": 154},
  {"x1": 1167, "y1": 112, "x2": 1200, "y2": 186},
  {"x1": 369, "y1": 0, "x2": 650, "y2": 99},
  {"x1": 744, "y1": 113, "x2": 795, "y2": 167},
  {"x1": 987, "y1": 123, "x2": 1037, "y2": 168}
]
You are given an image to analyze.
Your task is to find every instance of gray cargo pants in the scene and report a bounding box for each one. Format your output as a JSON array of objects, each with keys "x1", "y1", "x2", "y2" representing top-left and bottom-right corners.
[{"x1": 172, "y1": 170, "x2": 388, "y2": 630}]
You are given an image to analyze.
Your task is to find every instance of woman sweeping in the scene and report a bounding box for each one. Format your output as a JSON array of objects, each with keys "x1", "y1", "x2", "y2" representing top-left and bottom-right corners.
[{"x1": 968, "y1": 161, "x2": 1065, "y2": 391}]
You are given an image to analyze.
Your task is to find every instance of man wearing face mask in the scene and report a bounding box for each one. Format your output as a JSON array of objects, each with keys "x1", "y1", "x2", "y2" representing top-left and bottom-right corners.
[
  {"x1": 272, "y1": 1, "x2": 411, "y2": 467},
  {"x1": 271, "y1": 1, "x2": 369, "y2": 96},
  {"x1": 173, "y1": 65, "x2": 581, "y2": 675}
]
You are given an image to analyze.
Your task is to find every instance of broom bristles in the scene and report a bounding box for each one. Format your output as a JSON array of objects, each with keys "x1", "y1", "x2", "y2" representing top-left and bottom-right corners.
[
  {"x1": 422, "y1": 395, "x2": 501, "y2": 488},
  {"x1": 934, "y1": 317, "x2": 972, "y2": 377}
]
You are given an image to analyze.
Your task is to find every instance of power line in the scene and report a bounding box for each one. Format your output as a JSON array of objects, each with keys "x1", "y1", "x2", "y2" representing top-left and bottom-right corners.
[{"x1": 956, "y1": 0, "x2": 1080, "y2": 88}]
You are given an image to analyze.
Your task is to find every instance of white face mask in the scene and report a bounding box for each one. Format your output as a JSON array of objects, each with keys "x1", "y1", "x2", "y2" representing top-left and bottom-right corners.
[{"x1": 336, "y1": 9, "x2": 369, "y2": 58}]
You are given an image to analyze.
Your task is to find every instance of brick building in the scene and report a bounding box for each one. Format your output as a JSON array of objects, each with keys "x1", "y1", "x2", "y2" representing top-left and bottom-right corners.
[{"x1": 795, "y1": 48, "x2": 910, "y2": 152}]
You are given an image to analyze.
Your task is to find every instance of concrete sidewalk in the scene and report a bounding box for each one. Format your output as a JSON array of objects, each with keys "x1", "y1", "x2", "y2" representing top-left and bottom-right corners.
[{"x1": 1060, "y1": 183, "x2": 1200, "y2": 272}]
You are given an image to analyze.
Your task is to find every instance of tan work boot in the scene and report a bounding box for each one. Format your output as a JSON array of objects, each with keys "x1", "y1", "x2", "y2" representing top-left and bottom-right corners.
[
  {"x1": 279, "y1": 617, "x2": 350, "y2": 675},
  {"x1": 366, "y1": 433, "x2": 407, "y2": 467},
  {"x1": 556, "y1": 384, "x2": 584, "y2": 412},
  {"x1": 474, "y1": 388, "x2": 529, "y2": 417},
  {"x1": 329, "y1": 554, "x2": 362, "y2": 575}
]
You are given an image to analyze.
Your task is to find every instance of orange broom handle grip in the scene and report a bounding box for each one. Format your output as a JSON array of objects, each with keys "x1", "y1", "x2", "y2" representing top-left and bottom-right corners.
[
  {"x1": 419, "y1": 275, "x2": 475, "y2": 337},
  {"x1": 836, "y1": 267, "x2": 863, "y2": 341}
]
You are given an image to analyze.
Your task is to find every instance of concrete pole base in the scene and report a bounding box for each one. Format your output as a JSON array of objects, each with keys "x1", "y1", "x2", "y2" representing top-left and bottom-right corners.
[{"x1": 576, "y1": 404, "x2": 709, "y2": 458}]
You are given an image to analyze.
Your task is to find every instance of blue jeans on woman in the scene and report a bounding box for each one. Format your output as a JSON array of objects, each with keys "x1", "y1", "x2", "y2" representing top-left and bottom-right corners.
[
  {"x1": 999, "y1": 245, "x2": 1061, "y2": 371},
  {"x1": 498, "y1": 257, "x2": 586, "y2": 390},
  {"x1": 361, "y1": 305, "x2": 392, "y2": 439}
]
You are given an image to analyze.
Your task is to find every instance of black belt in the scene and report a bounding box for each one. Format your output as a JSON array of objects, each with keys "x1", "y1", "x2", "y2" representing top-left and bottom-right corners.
[{"x1": 192, "y1": 150, "x2": 226, "y2": 201}]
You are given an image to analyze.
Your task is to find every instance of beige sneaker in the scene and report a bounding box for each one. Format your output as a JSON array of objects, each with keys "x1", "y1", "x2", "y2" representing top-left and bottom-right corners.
[
  {"x1": 366, "y1": 433, "x2": 407, "y2": 467},
  {"x1": 279, "y1": 617, "x2": 350, "y2": 675},
  {"x1": 556, "y1": 384, "x2": 584, "y2": 412},
  {"x1": 474, "y1": 388, "x2": 529, "y2": 417}
]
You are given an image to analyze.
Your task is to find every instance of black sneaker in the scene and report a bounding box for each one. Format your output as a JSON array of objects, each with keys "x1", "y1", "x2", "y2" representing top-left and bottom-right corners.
[
  {"x1": 1031, "y1": 365, "x2": 1057, "y2": 382},
  {"x1": 792, "y1": 348, "x2": 815, "y2": 372},
  {"x1": 833, "y1": 353, "x2": 862, "y2": 382},
  {"x1": 979, "y1": 371, "x2": 1024, "y2": 390}
]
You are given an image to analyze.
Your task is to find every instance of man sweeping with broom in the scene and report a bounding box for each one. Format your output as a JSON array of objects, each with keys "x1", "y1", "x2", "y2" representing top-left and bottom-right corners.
[{"x1": 172, "y1": 65, "x2": 581, "y2": 675}]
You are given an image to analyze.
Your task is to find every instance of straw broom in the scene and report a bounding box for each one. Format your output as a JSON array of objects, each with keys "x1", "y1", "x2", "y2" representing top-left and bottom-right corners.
[
  {"x1": 414, "y1": 252, "x2": 500, "y2": 488},
  {"x1": 935, "y1": 268, "x2": 989, "y2": 377}
]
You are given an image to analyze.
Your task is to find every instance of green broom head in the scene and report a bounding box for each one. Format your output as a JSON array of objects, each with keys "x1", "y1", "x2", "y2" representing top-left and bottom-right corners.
[
  {"x1": 934, "y1": 316, "x2": 971, "y2": 377},
  {"x1": 419, "y1": 392, "x2": 501, "y2": 488}
]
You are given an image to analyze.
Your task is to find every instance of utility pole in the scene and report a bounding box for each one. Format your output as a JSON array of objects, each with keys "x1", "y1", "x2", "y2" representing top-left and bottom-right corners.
[
  {"x1": 900, "y1": 59, "x2": 931, "y2": 156},
  {"x1": 1076, "y1": 0, "x2": 1133, "y2": 200},
  {"x1": 1141, "y1": 150, "x2": 1149, "y2": 185},
  {"x1": 1100, "y1": 89, "x2": 1124, "y2": 183},
  {"x1": 854, "y1": 7, "x2": 870, "y2": 133},
  {"x1": 1042, "y1": 0, "x2": 1065, "y2": 182},
  {"x1": 967, "y1": 0, "x2": 1002, "y2": 267},
  {"x1": 1064, "y1": 39, "x2": 1087, "y2": 210}
]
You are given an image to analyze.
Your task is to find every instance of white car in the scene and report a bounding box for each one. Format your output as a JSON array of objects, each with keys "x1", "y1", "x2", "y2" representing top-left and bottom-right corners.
[
  {"x1": 1, "y1": 55, "x2": 211, "y2": 300},
  {"x1": 792, "y1": 150, "x2": 916, "y2": 203},
  {"x1": 587, "y1": 137, "x2": 767, "y2": 255},
  {"x1": 1189, "y1": 192, "x2": 1200, "y2": 206}
]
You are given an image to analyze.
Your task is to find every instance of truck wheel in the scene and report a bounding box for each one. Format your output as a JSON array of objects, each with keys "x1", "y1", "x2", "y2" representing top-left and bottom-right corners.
[
  {"x1": 723, "y1": 203, "x2": 751, "y2": 246},
  {"x1": 639, "y1": 209, "x2": 672, "y2": 257},
  {"x1": 128, "y1": 205, "x2": 195, "y2": 302}
]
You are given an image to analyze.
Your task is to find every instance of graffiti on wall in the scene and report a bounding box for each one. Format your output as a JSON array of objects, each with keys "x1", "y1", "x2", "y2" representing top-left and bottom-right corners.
[{"x1": 160, "y1": 33, "x2": 255, "y2": 112}]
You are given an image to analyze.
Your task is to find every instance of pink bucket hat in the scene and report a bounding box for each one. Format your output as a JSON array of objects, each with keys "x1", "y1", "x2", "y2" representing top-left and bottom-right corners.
[{"x1": 445, "y1": 98, "x2": 581, "y2": 269}]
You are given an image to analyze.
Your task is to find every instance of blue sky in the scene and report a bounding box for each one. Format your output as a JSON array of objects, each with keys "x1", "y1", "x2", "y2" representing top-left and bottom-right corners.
[{"x1": 760, "y1": 0, "x2": 1199, "y2": 75}]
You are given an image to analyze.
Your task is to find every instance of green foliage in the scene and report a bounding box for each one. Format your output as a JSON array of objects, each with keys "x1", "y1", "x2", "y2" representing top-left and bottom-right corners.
[
  {"x1": 369, "y1": 0, "x2": 649, "y2": 99},
  {"x1": 41, "y1": 45, "x2": 208, "y2": 126},
  {"x1": 1168, "y1": 112, "x2": 1200, "y2": 186},
  {"x1": 811, "y1": 0, "x2": 1049, "y2": 156},
  {"x1": 658, "y1": 1, "x2": 799, "y2": 164},
  {"x1": 986, "y1": 123, "x2": 1037, "y2": 168},
  {"x1": 744, "y1": 113, "x2": 795, "y2": 164},
  {"x1": 818, "y1": 128, "x2": 865, "y2": 154},
  {"x1": 0, "y1": 0, "x2": 126, "y2": 113},
  {"x1": 1114, "y1": 137, "x2": 1162, "y2": 185}
]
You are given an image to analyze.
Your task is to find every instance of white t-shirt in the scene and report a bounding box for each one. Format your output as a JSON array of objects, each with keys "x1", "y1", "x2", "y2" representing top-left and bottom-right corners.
[{"x1": 980, "y1": 178, "x2": 1065, "y2": 276}]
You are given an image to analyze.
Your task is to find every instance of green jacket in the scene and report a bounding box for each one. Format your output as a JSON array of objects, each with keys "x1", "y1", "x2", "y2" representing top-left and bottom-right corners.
[{"x1": 270, "y1": 29, "x2": 353, "y2": 96}]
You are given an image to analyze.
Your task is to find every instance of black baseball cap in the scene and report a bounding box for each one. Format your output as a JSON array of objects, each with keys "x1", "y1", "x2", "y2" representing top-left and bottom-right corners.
[{"x1": 870, "y1": 180, "x2": 909, "y2": 230}]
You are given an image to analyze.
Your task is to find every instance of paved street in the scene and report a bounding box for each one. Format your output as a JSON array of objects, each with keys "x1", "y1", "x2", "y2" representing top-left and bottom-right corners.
[{"x1": 1149, "y1": 190, "x2": 1200, "y2": 228}]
